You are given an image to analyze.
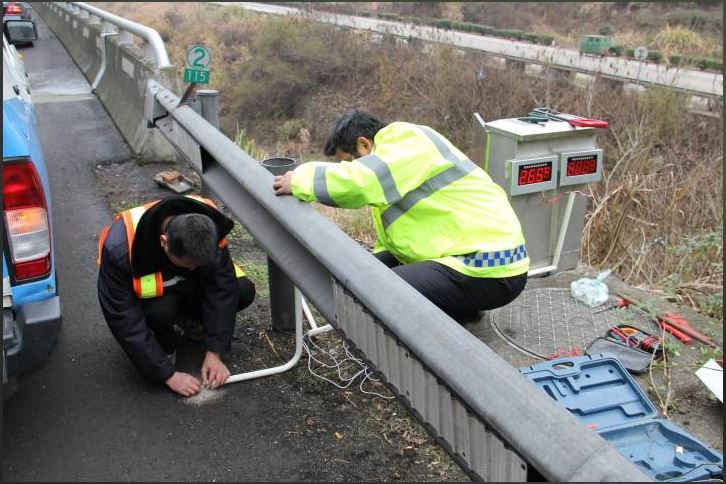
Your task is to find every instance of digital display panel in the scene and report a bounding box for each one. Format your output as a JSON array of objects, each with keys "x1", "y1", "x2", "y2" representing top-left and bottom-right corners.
[
  {"x1": 566, "y1": 154, "x2": 598, "y2": 177},
  {"x1": 518, "y1": 161, "x2": 553, "y2": 186}
]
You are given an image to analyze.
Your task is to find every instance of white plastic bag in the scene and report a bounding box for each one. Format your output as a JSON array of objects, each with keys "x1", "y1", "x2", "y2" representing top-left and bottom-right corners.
[{"x1": 570, "y1": 270, "x2": 611, "y2": 307}]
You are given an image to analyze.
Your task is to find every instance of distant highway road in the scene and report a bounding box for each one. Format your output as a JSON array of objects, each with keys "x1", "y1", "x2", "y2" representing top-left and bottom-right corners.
[{"x1": 217, "y1": 2, "x2": 723, "y2": 99}]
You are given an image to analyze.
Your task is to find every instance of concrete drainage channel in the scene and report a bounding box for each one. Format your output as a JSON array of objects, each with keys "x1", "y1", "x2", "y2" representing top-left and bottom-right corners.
[{"x1": 34, "y1": 2, "x2": 722, "y2": 482}]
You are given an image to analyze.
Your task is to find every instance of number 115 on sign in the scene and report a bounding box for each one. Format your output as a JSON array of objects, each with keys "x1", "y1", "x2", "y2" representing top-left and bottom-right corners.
[{"x1": 183, "y1": 69, "x2": 210, "y2": 84}]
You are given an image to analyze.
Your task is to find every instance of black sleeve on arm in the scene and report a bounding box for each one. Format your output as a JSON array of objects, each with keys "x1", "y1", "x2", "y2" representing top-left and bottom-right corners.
[
  {"x1": 198, "y1": 247, "x2": 240, "y2": 354},
  {"x1": 97, "y1": 245, "x2": 175, "y2": 383}
]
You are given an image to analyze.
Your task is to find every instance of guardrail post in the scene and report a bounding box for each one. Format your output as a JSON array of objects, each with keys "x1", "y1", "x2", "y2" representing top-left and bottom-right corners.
[
  {"x1": 267, "y1": 259, "x2": 301, "y2": 332},
  {"x1": 260, "y1": 159, "x2": 302, "y2": 333},
  {"x1": 196, "y1": 90, "x2": 219, "y2": 199},
  {"x1": 197, "y1": 90, "x2": 220, "y2": 129}
]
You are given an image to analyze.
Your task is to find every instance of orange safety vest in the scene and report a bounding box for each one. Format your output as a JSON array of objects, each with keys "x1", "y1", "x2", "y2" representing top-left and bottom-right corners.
[{"x1": 97, "y1": 195, "x2": 244, "y2": 299}]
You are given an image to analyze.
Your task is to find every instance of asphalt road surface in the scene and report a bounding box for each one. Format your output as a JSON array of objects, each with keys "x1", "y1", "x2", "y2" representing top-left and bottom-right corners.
[{"x1": 219, "y1": 2, "x2": 723, "y2": 98}]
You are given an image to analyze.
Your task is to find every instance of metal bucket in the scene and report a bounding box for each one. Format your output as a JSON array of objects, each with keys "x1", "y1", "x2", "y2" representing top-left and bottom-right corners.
[{"x1": 261, "y1": 157, "x2": 298, "y2": 176}]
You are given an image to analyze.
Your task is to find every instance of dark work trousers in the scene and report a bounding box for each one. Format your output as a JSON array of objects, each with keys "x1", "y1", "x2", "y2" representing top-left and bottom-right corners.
[
  {"x1": 141, "y1": 276, "x2": 256, "y2": 354},
  {"x1": 375, "y1": 251, "x2": 527, "y2": 322}
]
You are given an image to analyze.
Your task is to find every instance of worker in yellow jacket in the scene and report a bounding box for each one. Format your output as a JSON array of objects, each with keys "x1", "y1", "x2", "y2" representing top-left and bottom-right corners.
[{"x1": 273, "y1": 110, "x2": 528, "y2": 322}]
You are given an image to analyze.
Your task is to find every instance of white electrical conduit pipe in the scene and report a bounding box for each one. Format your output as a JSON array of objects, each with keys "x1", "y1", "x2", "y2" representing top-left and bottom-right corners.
[
  {"x1": 302, "y1": 296, "x2": 333, "y2": 337},
  {"x1": 225, "y1": 294, "x2": 332, "y2": 385},
  {"x1": 226, "y1": 188, "x2": 574, "y2": 384},
  {"x1": 527, "y1": 191, "x2": 576, "y2": 277}
]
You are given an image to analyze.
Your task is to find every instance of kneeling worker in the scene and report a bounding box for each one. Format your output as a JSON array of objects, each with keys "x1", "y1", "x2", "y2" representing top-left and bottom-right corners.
[
  {"x1": 97, "y1": 195, "x2": 255, "y2": 397},
  {"x1": 273, "y1": 110, "x2": 528, "y2": 322}
]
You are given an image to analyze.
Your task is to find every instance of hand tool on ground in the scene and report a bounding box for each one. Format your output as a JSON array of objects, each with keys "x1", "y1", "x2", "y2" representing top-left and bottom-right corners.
[
  {"x1": 617, "y1": 294, "x2": 717, "y2": 348},
  {"x1": 607, "y1": 324, "x2": 663, "y2": 358},
  {"x1": 656, "y1": 312, "x2": 694, "y2": 345},
  {"x1": 532, "y1": 107, "x2": 609, "y2": 128},
  {"x1": 594, "y1": 297, "x2": 629, "y2": 314}
]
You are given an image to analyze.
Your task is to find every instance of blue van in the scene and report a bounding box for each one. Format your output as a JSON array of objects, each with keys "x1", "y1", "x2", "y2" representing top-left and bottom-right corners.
[{"x1": 3, "y1": 33, "x2": 61, "y2": 382}]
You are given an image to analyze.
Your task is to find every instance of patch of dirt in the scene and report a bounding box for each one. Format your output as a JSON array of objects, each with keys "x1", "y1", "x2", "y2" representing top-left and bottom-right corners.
[
  {"x1": 94, "y1": 156, "x2": 722, "y2": 480},
  {"x1": 94, "y1": 157, "x2": 469, "y2": 482}
]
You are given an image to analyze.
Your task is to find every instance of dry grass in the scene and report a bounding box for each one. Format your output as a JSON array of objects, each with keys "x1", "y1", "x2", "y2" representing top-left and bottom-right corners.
[{"x1": 97, "y1": 2, "x2": 723, "y2": 320}]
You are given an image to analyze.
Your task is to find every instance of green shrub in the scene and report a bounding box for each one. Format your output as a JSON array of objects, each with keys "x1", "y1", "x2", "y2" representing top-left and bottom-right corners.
[
  {"x1": 626, "y1": 48, "x2": 635, "y2": 58},
  {"x1": 689, "y1": 56, "x2": 723, "y2": 70},
  {"x1": 276, "y1": 118, "x2": 308, "y2": 140},
  {"x1": 647, "y1": 50, "x2": 663, "y2": 63},
  {"x1": 669, "y1": 54, "x2": 683, "y2": 65},
  {"x1": 609, "y1": 45, "x2": 624, "y2": 56},
  {"x1": 432, "y1": 19, "x2": 452, "y2": 29},
  {"x1": 599, "y1": 24, "x2": 613, "y2": 36},
  {"x1": 498, "y1": 29, "x2": 525, "y2": 40},
  {"x1": 538, "y1": 35, "x2": 555, "y2": 46}
]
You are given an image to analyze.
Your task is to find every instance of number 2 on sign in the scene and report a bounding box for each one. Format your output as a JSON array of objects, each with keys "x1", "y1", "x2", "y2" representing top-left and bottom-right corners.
[{"x1": 192, "y1": 47, "x2": 207, "y2": 69}]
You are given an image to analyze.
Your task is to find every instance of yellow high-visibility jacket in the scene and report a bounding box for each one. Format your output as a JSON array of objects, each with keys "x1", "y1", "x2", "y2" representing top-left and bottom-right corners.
[{"x1": 291, "y1": 122, "x2": 529, "y2": 278}]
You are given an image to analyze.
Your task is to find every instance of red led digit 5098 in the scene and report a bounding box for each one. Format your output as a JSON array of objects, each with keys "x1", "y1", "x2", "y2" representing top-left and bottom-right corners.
[{"x1": 567, "y1": 156, "x2": 597, "y2": 176}]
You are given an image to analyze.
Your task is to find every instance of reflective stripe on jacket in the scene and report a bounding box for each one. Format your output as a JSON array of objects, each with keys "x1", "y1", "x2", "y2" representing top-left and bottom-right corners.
[
  {"x1": 97, "y1": 195, "x2": 244, "y2": 298},
  {"x1": 290, "y1": 122, "x2": 529, "y2": 278}
]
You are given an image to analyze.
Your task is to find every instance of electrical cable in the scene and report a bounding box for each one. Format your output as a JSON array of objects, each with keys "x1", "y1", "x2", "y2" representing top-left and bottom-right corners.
[{"x1": 301, "y1": 328, "x2": 394, "y2": 400}]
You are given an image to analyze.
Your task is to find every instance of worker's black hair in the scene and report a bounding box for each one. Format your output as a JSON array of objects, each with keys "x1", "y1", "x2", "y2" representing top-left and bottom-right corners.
[
  {"x1": 165, "y1": 213, "x2": 218, "y2": 266},
  {"x1": 323, "y1": 110, "x2": 387, "y2": 157}
]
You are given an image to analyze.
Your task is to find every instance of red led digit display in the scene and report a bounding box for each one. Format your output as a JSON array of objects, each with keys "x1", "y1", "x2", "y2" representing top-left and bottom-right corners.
[
  {"x1": 566, "y1": 155, "x2": 598, "y2": 177},
  {"x1": 518, "y1": 162, "x2": 553, "y2": 186}
]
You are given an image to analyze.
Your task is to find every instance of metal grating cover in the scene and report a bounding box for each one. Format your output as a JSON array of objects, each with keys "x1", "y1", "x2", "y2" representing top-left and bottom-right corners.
[{"x1": 490, "y1": 288, "x2": 659, "y2": 359}]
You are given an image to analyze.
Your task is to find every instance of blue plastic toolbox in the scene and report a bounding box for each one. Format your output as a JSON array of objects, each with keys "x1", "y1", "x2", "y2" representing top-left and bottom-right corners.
[{"x1": 520, "y1": 354, "x2": 723, "y2": 482}]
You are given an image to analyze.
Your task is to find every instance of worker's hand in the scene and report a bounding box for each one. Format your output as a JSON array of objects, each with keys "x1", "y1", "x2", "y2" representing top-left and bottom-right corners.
[
  {"x1": 165, "y1": 371, "x2": 202, "y2": 397},
  {"x1": 201, "y1": 351, "x2": 230, "y2": 389},
  {"x1": 273, "y1": 171, "x2": 293, "y2": 196}
]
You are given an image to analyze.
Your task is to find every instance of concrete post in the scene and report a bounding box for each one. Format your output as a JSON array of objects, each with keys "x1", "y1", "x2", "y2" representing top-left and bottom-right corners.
[{"x1": 261, "y1": 157, "x2": 301, "y2": 332}]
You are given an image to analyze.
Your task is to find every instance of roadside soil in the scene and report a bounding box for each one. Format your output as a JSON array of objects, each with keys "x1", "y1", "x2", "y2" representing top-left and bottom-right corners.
[
  {"x1": 95, "y1": 154, "x2": 722, "y2": 481},
  {"x1": 94, "y1": 156, "x2": 468, "y2": 482}
]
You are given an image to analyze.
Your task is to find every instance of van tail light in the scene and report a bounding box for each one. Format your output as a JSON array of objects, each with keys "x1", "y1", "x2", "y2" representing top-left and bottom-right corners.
[
  {"x1": 3, "y1": 159, "x2": 52, "y2": 281},
  {"x1": 5, "y1": 3, "x2": 23, "y2": 15}
]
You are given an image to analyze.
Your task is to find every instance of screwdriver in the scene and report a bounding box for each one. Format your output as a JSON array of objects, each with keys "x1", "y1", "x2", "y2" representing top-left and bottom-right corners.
[
  {"x1": 532, "y1": 108, "x2": 609, "y2": 128},
  {"x1": 593, "y1": 297, "x2": 628, "y2": 314}
]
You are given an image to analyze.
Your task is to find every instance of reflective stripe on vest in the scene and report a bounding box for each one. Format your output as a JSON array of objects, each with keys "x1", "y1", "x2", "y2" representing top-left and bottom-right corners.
[
  {"x1": 97, "y1": 195, "x2": 236, "y2": 299},
  {"x1": 291, "y1": 122, "x2": 529, "y2": 278},
  {"x1": 314, "y1": 153, "x2": 402, "y2": 207},
  {"x1": 381, "y1": 126, "x2": 477, "y2": 229},
  {"x1": 121, "y1": 202, "x2": 164, "y2": 299},
  {"x1": 456, "y1": 244, "x2": 528, "y2": 268}
]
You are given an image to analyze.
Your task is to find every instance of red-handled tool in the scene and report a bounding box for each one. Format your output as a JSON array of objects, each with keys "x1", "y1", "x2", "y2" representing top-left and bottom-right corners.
[
  {"x1": 617, "y1": 294, "x2": 717, "y2": 348},
  {"x1": 656, "y1": 312, "x2": 695, "y2": 345},
  {"x1": 593, "y1": 297, "x2": 629, "y2": 314},
  {"x1": 532, "y1": 108, "x2": 609, "y2": 129}
]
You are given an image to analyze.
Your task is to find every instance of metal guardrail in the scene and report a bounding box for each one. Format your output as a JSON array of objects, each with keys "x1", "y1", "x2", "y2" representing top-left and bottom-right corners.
[
  {"x1": 55, "y1": 2, "x2": 170, "y2": 69},
  {"x1": 145, "y1": 80, "x2": 650, "y2": 482},
  {"x1": 38, "y1": 3, "x2": 652, "y2": 480}
]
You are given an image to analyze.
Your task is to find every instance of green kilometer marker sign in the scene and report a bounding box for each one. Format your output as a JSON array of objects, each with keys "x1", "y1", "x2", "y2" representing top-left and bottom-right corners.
[
  {"x1": 184, "y1": 44, "x2": 211, "y2": 84},
  {"x1": 184, "y1": 68, "x2": 210, "y2": 83}
]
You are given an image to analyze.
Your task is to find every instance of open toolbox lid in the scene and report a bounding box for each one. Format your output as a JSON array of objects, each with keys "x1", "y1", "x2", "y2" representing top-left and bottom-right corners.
[
  {"x1": 519, "y1": 354, "x2": 657, "y2": 431},
  {"x1": 520, "y1": 354, "x2": 723, "y2": 482}
]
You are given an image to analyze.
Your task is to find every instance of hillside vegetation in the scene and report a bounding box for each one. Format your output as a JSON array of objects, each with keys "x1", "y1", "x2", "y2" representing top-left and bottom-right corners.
[
  {"x1": 316, "y1": 2, "x2": 724, "y2": 63},
  {"x1": 98, "y1": 2, "x2": 723, "y2": 321}
]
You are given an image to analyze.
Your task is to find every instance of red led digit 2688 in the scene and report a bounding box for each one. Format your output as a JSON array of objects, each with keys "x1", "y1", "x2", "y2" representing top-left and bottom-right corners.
[
  {"x1": 518, "y1": 162, "x2": 552, "y2": 186},
  {"x1": 566, "y1": 155, "x2": 597, "y2": 177}
]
